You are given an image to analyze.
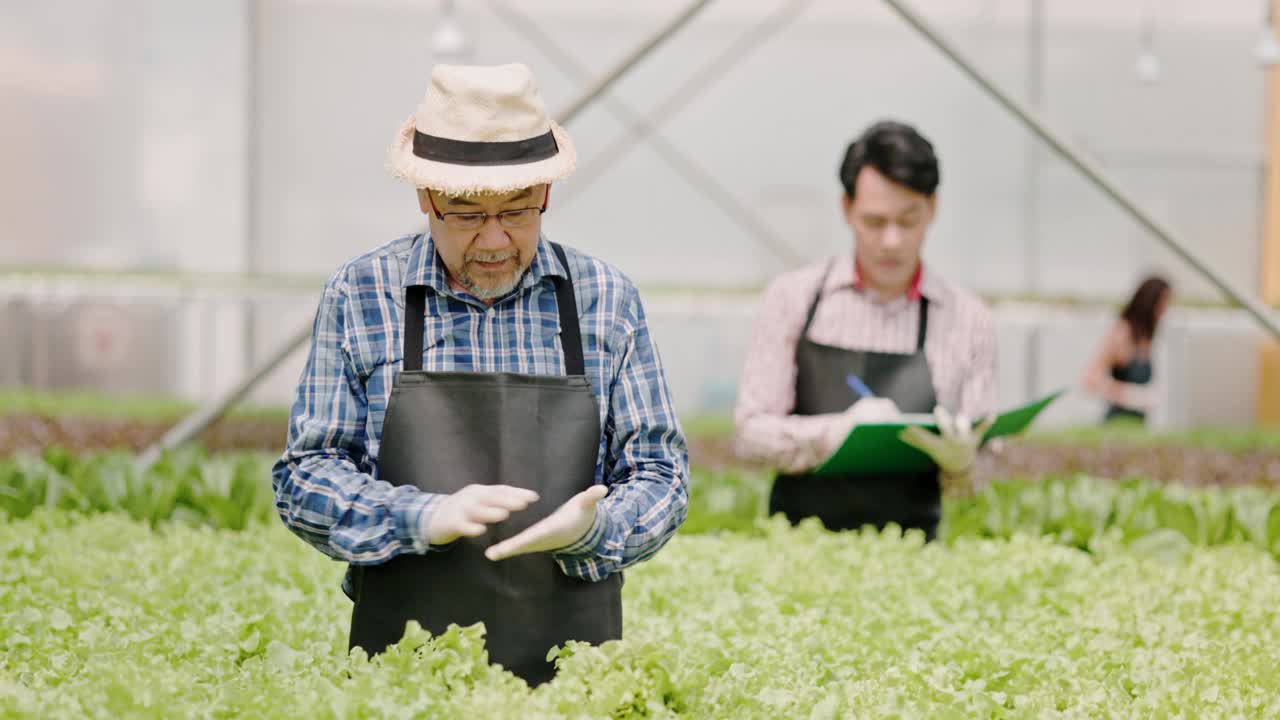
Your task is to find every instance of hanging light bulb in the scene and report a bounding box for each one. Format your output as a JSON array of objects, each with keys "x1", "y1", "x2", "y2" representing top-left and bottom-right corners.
[
  {"x1": 1260, "y1": 29, "x2": 1280, "y2": 67},
  {"x1": 1134, "y1": 50, "x2": 1162, "y2": 83},
  {"x1": 1134, "y1": 22, "x2": 1161, "y2": 84},
  {"x1": 432, "y1": 0, "x2": 470, "y2": 62},
  {"x1": 1258, "y1": 2, "x2": 1280, "y2": 67}
]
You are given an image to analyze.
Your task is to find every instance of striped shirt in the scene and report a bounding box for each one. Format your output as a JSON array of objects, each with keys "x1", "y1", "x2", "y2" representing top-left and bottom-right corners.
[
  {"x1": 733, "y1": 254, "x2": 997, "y2": 473},
  {"x1": 272, "y1": 234, "x2": 689, "y2": 583}
]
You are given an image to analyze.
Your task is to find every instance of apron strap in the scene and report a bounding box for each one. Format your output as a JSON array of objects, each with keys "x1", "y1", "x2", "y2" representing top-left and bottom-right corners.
[
  {"x1": 917, "y1": 296, "x2": 929, "y2": 352},
  {"x1": 800, "y1": 259, "x2": 837, "y2": 337},
  {"x1": 400, "y1": 243, "x2": 586, "y2": 376},
  {"x1": 404, "y1": 285, "x2": 427, "y2": 372},
  {"x1": 550, "y1": 243, "x2": 586, "y2": 376}
]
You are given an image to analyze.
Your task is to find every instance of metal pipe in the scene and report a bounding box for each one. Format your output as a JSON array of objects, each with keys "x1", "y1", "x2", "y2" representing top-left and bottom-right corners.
[
  {"x1": 136, "y1": 0, "x2": 718, "y2": 469},
  {"x1": 1024, "y1": 0, "x2": 1043, "y2": 294},
  {"x1": 881, "y1": 0, "x2": 1280, "y2": 341},
  {"x1": 1023, "y1": 0, "x2": 1043, "y2": 403},
  {"x1": 487, "y1": 0, "x2": 806, "y2": 266},
  {"x1": 554, "y1": 0, "x2": 714, "y2": 126},
  {"x1": 555, "y1": 0, "x2": 814, "y2": 213},
  {"x1": 244, "y1": 0, "x2": 263, "y2": 380},
  {"x1": 136, "y1": 321, "x2": 311, "y2": 470},
  {"x1": 1262, "y1": 0, "x2": 1280, "y2": 305}
]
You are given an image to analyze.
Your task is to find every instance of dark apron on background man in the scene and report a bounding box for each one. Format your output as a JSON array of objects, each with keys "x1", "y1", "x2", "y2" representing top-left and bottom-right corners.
[
  {"x1": 348, "y1": 243, "x2": 621, "y2": 686},
  {"x1": 769, "y1": 263, "x2": 943, "y2": 539}
]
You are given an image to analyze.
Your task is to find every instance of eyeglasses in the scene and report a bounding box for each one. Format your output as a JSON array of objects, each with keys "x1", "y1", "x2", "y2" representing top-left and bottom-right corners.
[{"x1": 427, "y1": 189, "x2": 549, "y2": 231}]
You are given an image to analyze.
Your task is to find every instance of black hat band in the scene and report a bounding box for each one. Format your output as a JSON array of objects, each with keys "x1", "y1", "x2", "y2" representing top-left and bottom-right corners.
[{"x1": 412, "y1": 129, "x2": 559, "y2": 166}]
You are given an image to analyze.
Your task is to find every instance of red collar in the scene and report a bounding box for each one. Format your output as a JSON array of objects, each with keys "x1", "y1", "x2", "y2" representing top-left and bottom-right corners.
[{"x1": 853, "y1": 260, "x2": 924, "y2": 301}]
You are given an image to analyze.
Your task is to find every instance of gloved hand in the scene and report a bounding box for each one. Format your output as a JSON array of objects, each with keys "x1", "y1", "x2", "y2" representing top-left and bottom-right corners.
[
  {"x1": 484, "y1": 485, "x2": 609, "y2": 561},
  {"x1": 424, "y1": 484, "x2": 540, "y2": 546},
  {"x1": 1116, "y1": 382, "x2": 1155, "y2": 412},
  {"x1": 821, "y1": 397, "x2": 902, "y2": 457},
  {"x1": 899, "y1": 406, "x2": 994, "y2": 496}
]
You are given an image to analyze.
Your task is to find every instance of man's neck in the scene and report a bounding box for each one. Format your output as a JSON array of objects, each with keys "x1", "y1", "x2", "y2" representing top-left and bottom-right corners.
[
  {"x1": 865, "y1": 281, "x2": 911, "y2": 302},
  {"x1": 447, "y1": 275, "x2": 499, "y2": 306},
  {"x1": 853, "y1": 259, "x2": 923, "y2": 302}
]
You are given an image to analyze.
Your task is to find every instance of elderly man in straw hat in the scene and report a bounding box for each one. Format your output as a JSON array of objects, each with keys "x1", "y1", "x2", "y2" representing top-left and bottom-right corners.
[{"x1": 272, "y1": 63, "x2": 689, "y2": 685}]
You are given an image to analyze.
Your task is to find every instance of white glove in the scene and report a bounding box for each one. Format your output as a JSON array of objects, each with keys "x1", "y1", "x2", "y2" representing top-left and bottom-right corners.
[
  {"x1": 424, "y1": 484, "x2": 540, "y2": 546},
  {"x1": 484, "y1": 485, "x2": 608, "y2": 561},
  {"x1": 899, "y1": 406, "x2": 994, "y2": 496},
  {"x1": 1115, "y1": 382, "x2": 1155, "y2": 412},
  {"x1": 821, "y1": 397, "x2": 902, "y2": 457}
]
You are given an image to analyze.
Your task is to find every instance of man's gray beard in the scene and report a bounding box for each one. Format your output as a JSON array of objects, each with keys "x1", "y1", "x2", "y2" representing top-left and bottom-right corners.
[
  {"x1": 461, "y1": 271, "x2": 521, "y2": 300},
  {"x1": 459, "y1": 253, "x2": 524, "y2": 300}
]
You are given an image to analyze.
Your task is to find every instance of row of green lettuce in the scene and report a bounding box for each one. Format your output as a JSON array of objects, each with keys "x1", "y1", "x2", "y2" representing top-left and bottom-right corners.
[
  {"x1": 0, "y1": 387, "x2": 288, "y2": 424},
  {"x1": 1027, "y1": 421, "x2": 1280, "y2": 454},
  {"x1": 4, "y1": 511, "x2": 1279, "y2": 718},
  {"x1": 0, "y1": 448, "x2": 275, "y2": 531},
  {"x1": 4, "y1": 386, "x2": 1280, "y2": 452},
  {"x1": 4, "y1": 447, "x2": 1280, "y2": 561},
  {"x1": 690, "y1": 468, "x2": 1280, "y2": 557}
]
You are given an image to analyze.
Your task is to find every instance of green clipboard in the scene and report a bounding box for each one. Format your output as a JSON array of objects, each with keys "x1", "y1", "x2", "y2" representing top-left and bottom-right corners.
[{"x1": 812, "y1": 390, "x2": 1064, "y2": 476}]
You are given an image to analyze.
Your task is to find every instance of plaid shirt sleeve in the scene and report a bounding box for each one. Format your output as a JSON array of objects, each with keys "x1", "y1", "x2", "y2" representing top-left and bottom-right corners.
[
  {"x1": 731, "y1": 267, "x2": 842, "y2": 473},
  {"x1": 553, "y1": 283, "x2": 690, "y2": 581},
  {"x1": 270, "y1": 275, "x2": 445, "y2": 565}
]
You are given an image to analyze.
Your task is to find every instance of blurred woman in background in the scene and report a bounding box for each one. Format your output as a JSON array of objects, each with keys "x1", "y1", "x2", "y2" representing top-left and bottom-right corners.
[{"x1": 1082, "y1": 275, "x2": 1173, "y2": 424}]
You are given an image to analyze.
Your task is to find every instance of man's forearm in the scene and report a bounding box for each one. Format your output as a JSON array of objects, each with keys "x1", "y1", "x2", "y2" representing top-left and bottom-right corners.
[
  {"x1": 732, "y1": 412, "x2": 840, "y2": 474},
  {"x1": 272, "y1": 453, "x2": 443, "y2": 564}
]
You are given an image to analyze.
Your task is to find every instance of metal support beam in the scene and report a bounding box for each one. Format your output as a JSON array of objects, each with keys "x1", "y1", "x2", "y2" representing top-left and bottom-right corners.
[
  {"x1": 1022, "y1": 0, "x2": 1044, "y2": 404},
  {"x1": 137, "y1": 0, "x2": 717, "y2": 469},
  {"x1": 554, "y1": 0, "x2": 815, "y2": 248},
  {"x1": 1259, "y1": 0, "x2": 1280, "y2": 424},
  {"x1": 1264, "y1": 0, "x2": 1280, "y2": 306},
  {"x1": 555, "y1": 0, "x2": 714, "y2": 127},
  {"x1": 1023, "y1": 0, "x2": 1043, "y2": 295},
  {"x1": 487, "y1": 0, "x2": 805, "y2": 267},
  {"x1": 136, "y1": 322, "x2": 310, "y2": 469},
  {"x1": 244, "y1": 0, "x2": 264, "y2": 378},
  {"x1": 881, "y1": 0, "x2": 1280, "y2": 341}
]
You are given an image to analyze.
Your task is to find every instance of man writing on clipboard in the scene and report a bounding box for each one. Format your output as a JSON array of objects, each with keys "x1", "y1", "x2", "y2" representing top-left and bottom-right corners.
[{"x1": 732, "y1": 121, "x2": 997, "y2": 540}]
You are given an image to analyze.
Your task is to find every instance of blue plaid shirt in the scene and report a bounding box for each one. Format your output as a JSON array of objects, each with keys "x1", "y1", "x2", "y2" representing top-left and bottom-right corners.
[{"x1": 272, "y1": 234, "x2": 689, "y2": 583}]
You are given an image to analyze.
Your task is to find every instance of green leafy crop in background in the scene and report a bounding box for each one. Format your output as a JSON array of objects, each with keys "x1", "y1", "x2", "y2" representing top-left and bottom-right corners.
[
  {"x1": 6, "y1": 451, "x2": 1280, "y2": 563},
  {"x1": 943, "y1": 474, "x2": 1280, "y2": 559},
  {"x1": 0, "y1": 448, "x2": 274, "y2": 530}
]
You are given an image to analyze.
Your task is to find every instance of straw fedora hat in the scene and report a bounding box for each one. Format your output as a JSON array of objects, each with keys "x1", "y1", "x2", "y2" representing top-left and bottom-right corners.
[{"x1": 387, "y1": 63, "x2": 576, "y2": 196}]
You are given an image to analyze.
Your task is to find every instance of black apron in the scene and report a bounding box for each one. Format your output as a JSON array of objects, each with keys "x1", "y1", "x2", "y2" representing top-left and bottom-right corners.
[
  {"x1": 348, "y1": 243, "x2": 621, "y2": 686},
  {"x1": 769, "y1": 263, "x2": 942, "y2": 539}
]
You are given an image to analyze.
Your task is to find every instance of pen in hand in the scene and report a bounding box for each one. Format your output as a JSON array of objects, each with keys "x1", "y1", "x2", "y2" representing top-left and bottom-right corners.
[{"x1": 845, "y1": 374, "x2": 874, "y2": 400}]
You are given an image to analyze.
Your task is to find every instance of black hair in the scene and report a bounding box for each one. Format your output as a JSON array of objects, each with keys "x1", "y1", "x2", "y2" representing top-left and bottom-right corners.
[
  {"x1": 838, "y1": 120, "x2": 940, "y2": 199},
  {"x1": 1120, "y1": 275, "x2": 1172, "y2": 343}
]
